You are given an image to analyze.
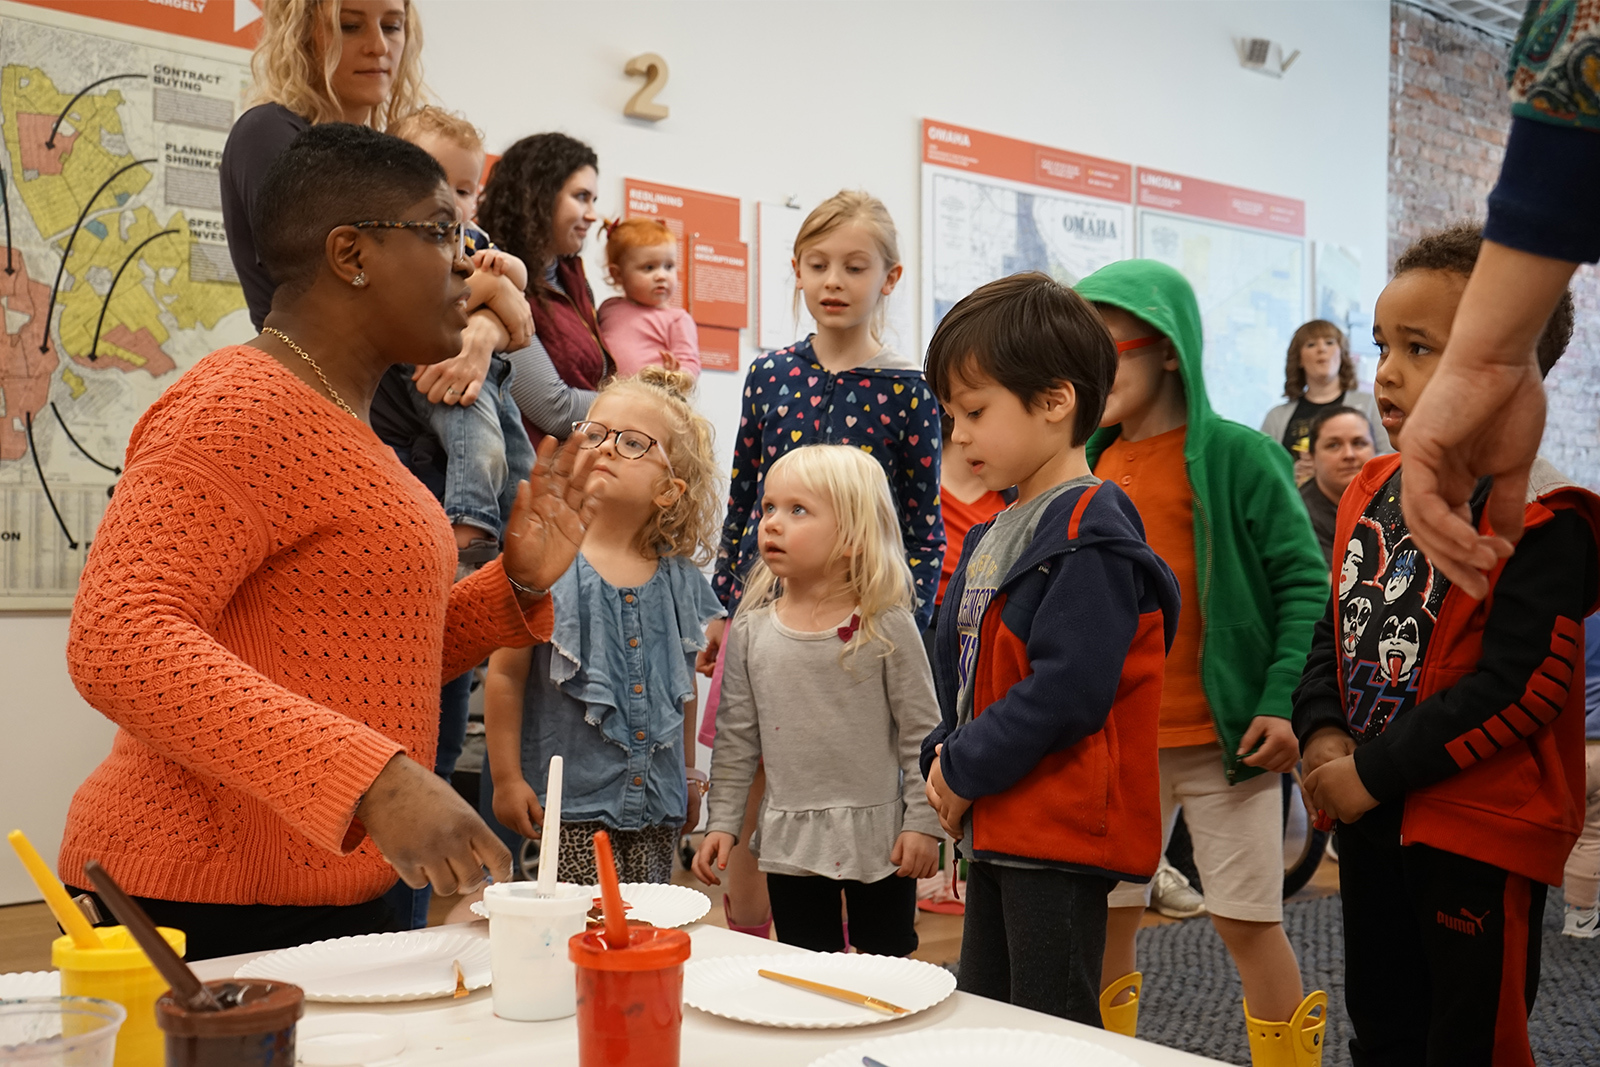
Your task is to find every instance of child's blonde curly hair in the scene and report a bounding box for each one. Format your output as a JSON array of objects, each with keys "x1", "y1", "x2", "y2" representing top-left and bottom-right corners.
[{"x1": 592, "y1": 366, "x2": 721, "y2": 565}]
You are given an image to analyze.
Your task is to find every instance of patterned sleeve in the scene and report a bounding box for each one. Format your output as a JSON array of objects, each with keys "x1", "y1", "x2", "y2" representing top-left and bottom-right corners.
[
  {"x1": 897, "y1": 376, "x2": 946, "y2": 629},
  {"x1": 714, "y1": 362, "x2": 765, "y2": 608}
]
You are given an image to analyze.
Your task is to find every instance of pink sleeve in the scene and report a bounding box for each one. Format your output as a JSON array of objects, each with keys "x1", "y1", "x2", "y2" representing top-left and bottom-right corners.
[{"x1": 669, "y1": 309, "x2": 701, "y2": 377}]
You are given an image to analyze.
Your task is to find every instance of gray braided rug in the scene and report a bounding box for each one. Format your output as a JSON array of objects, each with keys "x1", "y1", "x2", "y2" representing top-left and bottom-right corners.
[{"x1": 1128, "y1": 887, "x2": 1598, "y2": 1065}]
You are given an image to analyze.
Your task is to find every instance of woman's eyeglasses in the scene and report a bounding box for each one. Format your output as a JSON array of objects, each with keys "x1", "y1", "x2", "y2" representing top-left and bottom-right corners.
[
  {"x1": 351, "y1": 219, "x2": 466, "y2": 259},
  {"x1": 571, "y1": 421, "x2": 675, "y2": 476}
]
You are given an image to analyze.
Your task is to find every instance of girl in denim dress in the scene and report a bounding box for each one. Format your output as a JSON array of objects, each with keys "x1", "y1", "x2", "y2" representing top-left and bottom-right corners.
[{"x1": 485, "y1": 367, "x2": 724, "y2": 882}]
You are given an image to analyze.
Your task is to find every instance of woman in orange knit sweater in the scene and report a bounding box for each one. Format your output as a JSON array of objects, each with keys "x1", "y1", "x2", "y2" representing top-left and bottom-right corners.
[{"x1": 59, "y1": 124, "x2": 597, "y2": 961}]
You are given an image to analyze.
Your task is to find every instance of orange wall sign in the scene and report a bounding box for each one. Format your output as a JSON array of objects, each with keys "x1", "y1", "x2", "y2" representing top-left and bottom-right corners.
[
  {"x1": 10, "y1": 0, "x2": 264, "y2": 50},
  {"x1": 1136, "y1": 167, "x2": 1305, "y2": 236},
  {"x1": 624, "y1": 178, "x2": 747, "y2": 371},
  {"x1": 922, "y1": 119, "x2": 1132, "y2": 203}
]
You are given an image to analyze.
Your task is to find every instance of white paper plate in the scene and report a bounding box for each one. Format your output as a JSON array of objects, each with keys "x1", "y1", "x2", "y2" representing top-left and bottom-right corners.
[
  {"x1": 806, "y1": 1027, "x2": 1142, "y2": 1067},
  {"x1": 684, "y1": 953, "x2": 955, "y2": 1029},
  {"x1": 296, "y1": 1012, "x2": 406, "y2": 1065},
  {"x1": 235, "y1": 930, "x2": 491, "y2": 1003},
  {"x1": 0, "y1": 972, "x2": 60, "y2": 999},
  {"x1": 470, "y1": 882, "x2": 710, "y2": 928}
]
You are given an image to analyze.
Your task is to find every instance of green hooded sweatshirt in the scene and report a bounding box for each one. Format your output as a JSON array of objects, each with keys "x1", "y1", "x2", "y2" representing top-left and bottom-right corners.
[{"x1": 1077, "y1": 259, "x2": 1326, "y2": 784}]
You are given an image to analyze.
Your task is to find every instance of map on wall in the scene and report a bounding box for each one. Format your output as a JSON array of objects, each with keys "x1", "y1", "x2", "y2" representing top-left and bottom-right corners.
[
  {"x1": 920, "y1": 119, "x2": 1132, "y2": 339},
  {"x1": 1134, "y1": 168, "x2": 1307, "y2": 429},
  {"x1": 0, "y1": 7, "x2": 252, "y2": 609}
]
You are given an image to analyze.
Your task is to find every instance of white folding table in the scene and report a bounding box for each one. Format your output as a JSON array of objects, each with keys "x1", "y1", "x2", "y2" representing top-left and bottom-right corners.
[{"x1": 195, "y1": 921, "x2": 1227, "y2": 1066}]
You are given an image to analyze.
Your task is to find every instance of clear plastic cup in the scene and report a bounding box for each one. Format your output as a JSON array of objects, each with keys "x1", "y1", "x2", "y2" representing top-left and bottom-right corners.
[
  {"x1": 568, "y1": 926, "x2": 691, "y2": 1067},
  {"x1": 482, "y1": 882, "x2": 593, "y2": 1021},
  {"x1": 0, "y1": 996, "x2": 126, "y2": 1066},
  {"x1": 52, "y1": 926, "x2": 184, "y2": 1067}
]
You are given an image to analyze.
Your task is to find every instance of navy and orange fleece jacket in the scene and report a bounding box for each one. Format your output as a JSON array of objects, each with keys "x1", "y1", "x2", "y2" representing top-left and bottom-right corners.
[
  {"x1": 920, "y1": 480, "x2": 1180, "y2": 881},
  {"x1": 1293, "y1": 455, "x2": 1600, "y2": 886}
]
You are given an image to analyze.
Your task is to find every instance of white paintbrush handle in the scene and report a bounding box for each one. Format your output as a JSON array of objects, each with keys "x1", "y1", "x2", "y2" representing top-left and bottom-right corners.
[{"x1": 536, "y1": 755, "x2": 563, "y2": 893}]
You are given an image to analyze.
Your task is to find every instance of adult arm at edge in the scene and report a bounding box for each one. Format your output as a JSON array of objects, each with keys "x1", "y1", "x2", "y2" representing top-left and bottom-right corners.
[{"x1": 1397, "y1": 241, "x2": 1576, "y2": 597}]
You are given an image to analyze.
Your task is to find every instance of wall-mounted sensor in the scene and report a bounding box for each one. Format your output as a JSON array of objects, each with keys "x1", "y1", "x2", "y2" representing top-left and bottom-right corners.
[{"x1": 1236, "y1": 37, "x2": 1300, "y2": 78}]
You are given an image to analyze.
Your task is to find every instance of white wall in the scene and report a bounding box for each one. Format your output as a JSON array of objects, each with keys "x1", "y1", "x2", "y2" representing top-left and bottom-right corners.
[
  {"x1": 0, "y1": 614, "x2": 116, "y2": 904},
  {"x1": 0, "y1": 0, "x2": 1391, "y2": 903},
  {"x1": 422, "y1": 0, "x2": 1391, "y2": 483}
]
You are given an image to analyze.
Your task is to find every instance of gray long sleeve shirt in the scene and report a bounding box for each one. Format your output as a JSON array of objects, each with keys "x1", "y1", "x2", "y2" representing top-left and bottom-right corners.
[
  {"x1": 706, "y1": 605, "x2": 943, "y2": 881},
  {"x1": 504, "y1": 338, "x2": 596, "y2": 438}
]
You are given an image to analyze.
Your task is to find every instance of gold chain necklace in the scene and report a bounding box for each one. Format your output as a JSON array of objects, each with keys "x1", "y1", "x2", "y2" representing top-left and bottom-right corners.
[{"x1": 261, "y1": 327, "x2": 359, "y2": 420}]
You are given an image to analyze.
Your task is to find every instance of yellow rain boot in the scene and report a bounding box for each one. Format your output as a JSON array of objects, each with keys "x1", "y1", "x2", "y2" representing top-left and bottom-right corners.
[
  {"x1": 1098, "y1": 971, "x2": 1142, "y2": 1037},
  {"x1": 1244, "y1": 991, "x2": 1328, "y2": 1067}
]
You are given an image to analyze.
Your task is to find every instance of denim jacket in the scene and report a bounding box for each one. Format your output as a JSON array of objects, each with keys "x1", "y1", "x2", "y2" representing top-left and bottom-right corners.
[{"x1": 518, "y1": 553, "x2": 724, "y2": 829}]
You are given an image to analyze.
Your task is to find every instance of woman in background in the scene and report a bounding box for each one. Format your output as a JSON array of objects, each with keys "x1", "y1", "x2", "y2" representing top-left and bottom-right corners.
[
  {"x1": 478, "y1": 132, "x2": 616, "y2": 443},
  {"x1": 1259, "y1": 320, "x2": 1387, "y2": 483}
]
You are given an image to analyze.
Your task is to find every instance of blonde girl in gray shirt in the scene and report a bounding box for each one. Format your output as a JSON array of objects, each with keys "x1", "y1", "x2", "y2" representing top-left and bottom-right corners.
[{"x1": 693, "y1": 445, "x2": 943, "y2": 956}]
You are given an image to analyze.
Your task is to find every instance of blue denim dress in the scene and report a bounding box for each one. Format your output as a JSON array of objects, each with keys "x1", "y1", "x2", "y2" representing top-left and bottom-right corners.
[{"x1": 519, "y1": 554, "x2": 724, "y2": 830}]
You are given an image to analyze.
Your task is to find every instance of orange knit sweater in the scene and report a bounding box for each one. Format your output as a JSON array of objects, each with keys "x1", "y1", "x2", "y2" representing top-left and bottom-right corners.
[{"x1": 60, "y1": 345, "x2": 551, "y2": 907}]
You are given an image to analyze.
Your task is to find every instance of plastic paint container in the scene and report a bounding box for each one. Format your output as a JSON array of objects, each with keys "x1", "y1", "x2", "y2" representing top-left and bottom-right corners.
[
  {"x1": 568, "y1": 926, "x2": 690, "y2": 1067},
  {"x1": 154, "y1": 979, "x2": 302, "y2": 1067},
  {"x1": 482, "y1": 882, "x2": 592, "y2": 1021},
  {"x1": 52, "y1": 926, "x2": 184, "y2": 1067}
]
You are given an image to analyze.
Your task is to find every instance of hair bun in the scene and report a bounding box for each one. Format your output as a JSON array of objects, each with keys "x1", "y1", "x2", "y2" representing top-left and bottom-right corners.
[{"x1": 635, "y1": 363, "x2": 696, "y2": 399}]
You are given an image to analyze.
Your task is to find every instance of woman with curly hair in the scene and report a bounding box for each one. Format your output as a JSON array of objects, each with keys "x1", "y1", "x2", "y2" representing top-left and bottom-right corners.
[
  {"x1": 478, "y1": 133, "x2": 616, "y2": 442},
  {"x1": 1260, "y1": 319, "x2": 1388, "y2": 483},
  {"x1": 222, "y1": 0, "x2": 425, "y2": 325}
]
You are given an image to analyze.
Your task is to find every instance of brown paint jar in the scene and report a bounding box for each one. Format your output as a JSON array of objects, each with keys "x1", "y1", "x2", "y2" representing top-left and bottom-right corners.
[{"x1": 155, "y1": 979, "x2": 303, "y2": 1067}]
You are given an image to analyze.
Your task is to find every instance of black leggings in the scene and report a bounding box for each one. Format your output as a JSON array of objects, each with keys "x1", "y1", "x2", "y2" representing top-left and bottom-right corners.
[
  {"x1": 957, "y1": 861, "x2": 1111, "y2": 1025},
  {"x1": 66, "y1": 886, "x2": 400, "y2": 961},
  {"x1": 766, "y1": 872, "x2": 918, "y2": 956}
]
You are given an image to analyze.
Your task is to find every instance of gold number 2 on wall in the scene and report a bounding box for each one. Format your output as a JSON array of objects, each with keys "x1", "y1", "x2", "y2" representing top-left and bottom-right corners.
[{"x1": 623, "y1": 53, "x2": 670, "y2": 121}]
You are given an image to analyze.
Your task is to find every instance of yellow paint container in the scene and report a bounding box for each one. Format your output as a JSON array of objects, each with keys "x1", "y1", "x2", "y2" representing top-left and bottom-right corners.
[{"x1": 53, "y1": 924, "x2": 186, "y2": 1067}]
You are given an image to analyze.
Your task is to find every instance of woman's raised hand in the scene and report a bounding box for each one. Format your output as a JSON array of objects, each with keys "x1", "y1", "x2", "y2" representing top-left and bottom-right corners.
[{"x1": 503, "y1": 434, "x2": 598, "y2": 595}]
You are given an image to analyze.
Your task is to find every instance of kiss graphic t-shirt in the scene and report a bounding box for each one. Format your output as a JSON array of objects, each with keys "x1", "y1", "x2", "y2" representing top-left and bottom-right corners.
[{"x1": 1337, "y1": 470, "x2": 1450, "y2": 743}]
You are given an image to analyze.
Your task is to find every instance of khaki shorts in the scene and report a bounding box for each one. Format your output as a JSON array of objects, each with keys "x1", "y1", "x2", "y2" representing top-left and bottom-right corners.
[{"x1": 1107, "y1": 743, "x2": 1283, "y2": 923}]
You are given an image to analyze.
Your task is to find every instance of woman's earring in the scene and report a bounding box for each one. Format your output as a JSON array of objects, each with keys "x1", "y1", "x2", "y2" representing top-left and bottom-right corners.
[{"x1": 352, "y1": 272, "x2": 368, "y2": 288}]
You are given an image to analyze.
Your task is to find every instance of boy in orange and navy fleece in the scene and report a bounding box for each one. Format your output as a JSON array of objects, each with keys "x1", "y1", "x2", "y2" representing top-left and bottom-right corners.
[
  {"x1": 920, "y1": 273, "x2": 1179, "y2": 1025},
  {"x1": 1294, "y1": 224, "x2": 1600, "y2": 1067}
]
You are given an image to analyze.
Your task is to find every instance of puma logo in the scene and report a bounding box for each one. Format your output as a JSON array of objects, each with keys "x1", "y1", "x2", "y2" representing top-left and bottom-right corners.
[{"x1": 1436, "y1": 907, "x2": 1489, "y2": 935}]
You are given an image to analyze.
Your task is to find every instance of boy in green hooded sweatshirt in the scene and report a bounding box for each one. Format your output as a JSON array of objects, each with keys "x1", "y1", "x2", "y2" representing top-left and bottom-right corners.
[{"x1": 1076, "y1": 260, "x2": 1329, "y2": 1066}]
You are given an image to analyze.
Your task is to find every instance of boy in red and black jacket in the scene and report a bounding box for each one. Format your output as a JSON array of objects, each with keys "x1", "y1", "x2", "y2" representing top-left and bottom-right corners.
[
  {"x1": 1293, "y1": 224, "x2": 1600, "y2": 1067},
  {"x1": 920, "y1": 273, "x2": 1179, "y2": 1026}
]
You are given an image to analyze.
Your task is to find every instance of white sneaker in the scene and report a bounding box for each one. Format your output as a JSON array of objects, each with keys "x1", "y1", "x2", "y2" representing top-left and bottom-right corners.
[
  {"x1": 1563, "y1": 905, "x2": 1599, "y2": 939},
  {"x1": 1151, "y1": 860, "x2": 1207, "y2": 919}
]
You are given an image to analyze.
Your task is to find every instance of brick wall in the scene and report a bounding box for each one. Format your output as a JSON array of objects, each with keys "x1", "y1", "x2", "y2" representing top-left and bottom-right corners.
[{"x1": 1389, "y1": 2, "x2": 1600, "y2": 488}]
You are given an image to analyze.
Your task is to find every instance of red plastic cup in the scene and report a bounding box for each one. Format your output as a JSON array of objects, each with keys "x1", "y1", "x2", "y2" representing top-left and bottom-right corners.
[{"x1": 568, "y1": 925, "x2": 691, "y2": 1067}]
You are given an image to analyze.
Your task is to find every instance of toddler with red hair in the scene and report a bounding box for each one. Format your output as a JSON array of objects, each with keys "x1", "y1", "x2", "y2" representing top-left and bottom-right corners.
[{"x1": 597, "y1": 217, "x2": 701, "y2": 377}]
